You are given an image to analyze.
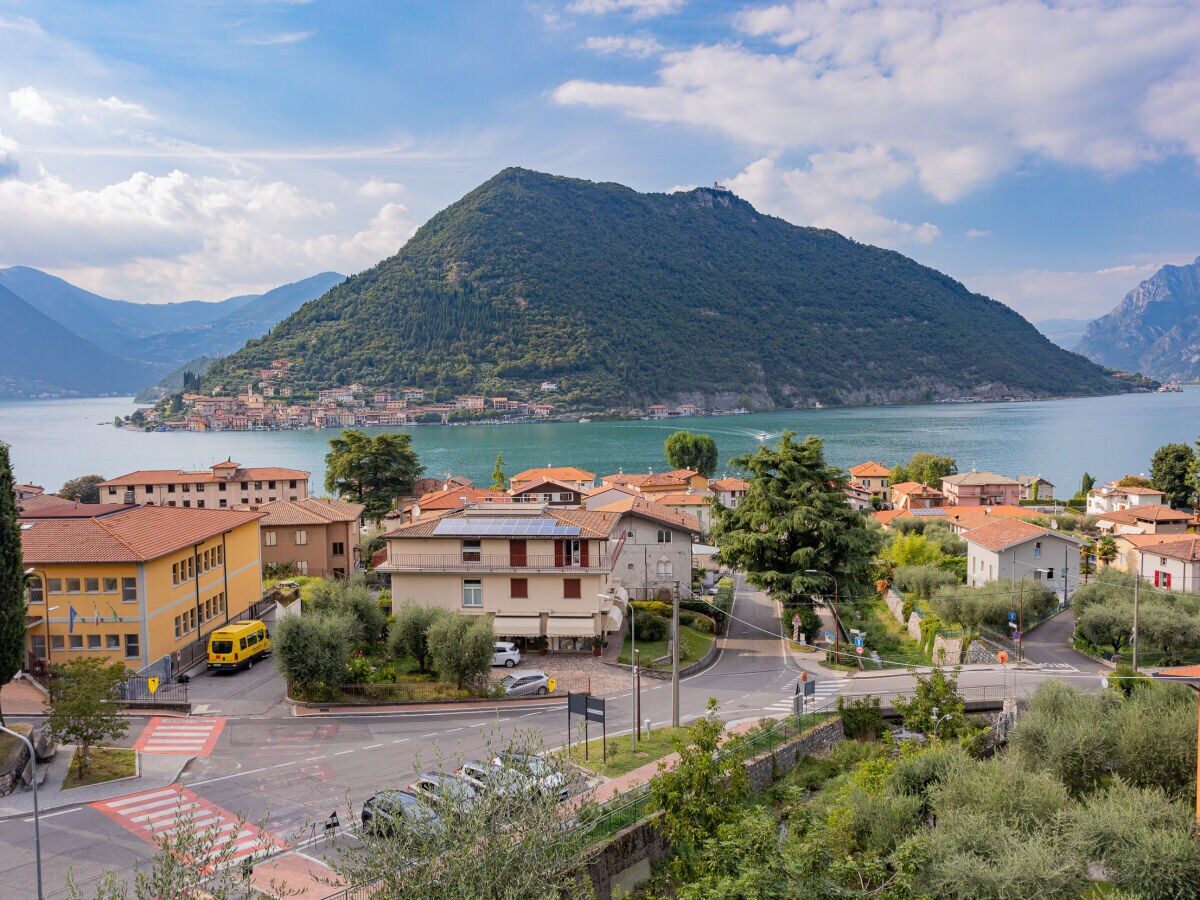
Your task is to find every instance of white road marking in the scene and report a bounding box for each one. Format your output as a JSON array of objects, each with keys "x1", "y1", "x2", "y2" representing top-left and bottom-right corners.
[
  {"x1": 363, "y1": 743, "x2": 383, "y2": 750},
  {"x1": 25, "y1": 807, "x2": 81, "y2": 822}
]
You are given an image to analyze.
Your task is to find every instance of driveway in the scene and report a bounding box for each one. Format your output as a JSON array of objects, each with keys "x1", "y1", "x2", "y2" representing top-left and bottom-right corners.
[{"x1": 1020, "y1": 607, "x2": 1107, "y2": 675}]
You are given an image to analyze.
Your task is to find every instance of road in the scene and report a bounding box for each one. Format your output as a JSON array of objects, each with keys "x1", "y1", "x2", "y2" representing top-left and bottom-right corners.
[{"x1": 0, "y1": 574, "x2": 1093, "y2": 898}]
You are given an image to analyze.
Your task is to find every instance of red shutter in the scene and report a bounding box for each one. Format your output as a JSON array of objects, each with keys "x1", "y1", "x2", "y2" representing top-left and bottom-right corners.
[
  {"x1": 554, "y1": 540, "x2": 564, "y2": 568},
  {"x1": 1154, "y1": 571, "x2": 1161, "y2": 587},
  {"x1": 580, "y1": 540, "x2": 590, "y2": 568},
  {"x1": 1165, "y1": 572, "x2": 1172, "y2": 589},
  {"x1": 509, "y1": 540, "x2": 527, "y2": 567}
]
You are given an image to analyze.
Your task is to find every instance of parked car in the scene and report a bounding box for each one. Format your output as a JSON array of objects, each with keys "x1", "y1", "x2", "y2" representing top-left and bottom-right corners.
[
  {"x1": 499, "y1": 670, "x2": 551, "y2": 697},
  {"x1": 706, "y1": 586, "x2": 719, "y2": 596},
  {"x1": 361, "y1": 790, "x2": 441, "y2": 837},
  {"x1": 455, "y1": 760, "x2": 532, "y2": 798},
  {"x1": 491, "y1": 641, "x2": 521, "y2": 668},
  {"x1": 407, "y1": 773, "x2": 479, "y2": 811},
  {"x1": 492, "y1": 751, "x2": 569, "y2": 801}
]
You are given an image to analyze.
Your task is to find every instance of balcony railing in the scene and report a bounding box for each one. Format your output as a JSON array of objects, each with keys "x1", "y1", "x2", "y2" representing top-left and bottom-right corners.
[{"x1": 381, "y1": 553, "x2": 618, "y2": 573}]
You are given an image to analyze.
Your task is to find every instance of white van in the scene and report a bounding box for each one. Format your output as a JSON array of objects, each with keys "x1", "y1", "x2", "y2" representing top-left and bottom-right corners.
[{"x1": 491, "y1": 641, "x2": 521, "y2": 668}]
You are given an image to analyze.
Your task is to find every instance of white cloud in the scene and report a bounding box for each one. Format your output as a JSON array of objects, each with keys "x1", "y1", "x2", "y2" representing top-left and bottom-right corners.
[
  {"x1": 0, "y1": 129, "x2": 18, "y2": 177},
  {"x1": 965, "y1": 229, "x2": 991, "y2": 239},
  {"x1": 568, "y1": 0, "x2": 685, "y2": 19},
  {"x1": 242, "y1": 31, "x2": 316, "y2": 46},
  {"x1": 583, "y1": 35, "x2": 663, "y2": 57},
  {"x1": 357, "y1": 179, "x2": 406, "y2": 198},
  {"x1": 96, "y1": 96, "x2": 154, "y2": 120},
  {"x1": 9, "y1": 87, "x2": 57, "y2": 124}
]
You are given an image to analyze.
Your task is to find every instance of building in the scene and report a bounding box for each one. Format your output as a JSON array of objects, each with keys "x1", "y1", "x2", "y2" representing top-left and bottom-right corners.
[
  {"x1": 844, "y1": 482, "x2": 873, "y2": 511},
  {"x1": 1016, "y1": 475, "x2": 1055, "y2": 501},
  {"x1": 1094, "y1": 504, "x2": 1191, "y2": 536},
  {"x1": 100, "y1": 460, "x2": 311, "y2": 508},
  {"x1": 940, "y1": 471, "x2": 1022, "y2": 507},
  {"x1": 509, "y1": 479, "x2": 585, "y2": 507},
  {"x1": 652, "y1": 491, "x2": 714, "y2": 531},
  {"x1": 889, "y1": 481, "x2": 946, "y2": 510},
  {"x1": 14, "y1": 483, "x2": 44, "y2": 501},
  {"x1": 848, "y1": 462, "x2": 890, "y2": 498},
  {"x1": 1086, "y1": 482, "x2": 1169, "y2": 515},
  {"x1": 711, "y1": 476, "x2": 750, "y2": 509},
  {"x1": 509, "y1": 467, "x2": 596, "y2": 493},
  {"x1": 20, "y1": 506, "x2": 264, "y2": 670},
  {"x1": 1126, "y1": 537, "x2": 1200, "y2": 592},
  {"x1": 630, "y1": 469, "x2": 709, "y2": 499},
  {"x1": 598, "y1": 496, "x2": 700, "y2": 598},
  {"x1": 245, "y1": 497, "x2": 365, "y2": 577},
  {"x1": 962, "y1": 518, "x2": 1082, "y2": 595}
]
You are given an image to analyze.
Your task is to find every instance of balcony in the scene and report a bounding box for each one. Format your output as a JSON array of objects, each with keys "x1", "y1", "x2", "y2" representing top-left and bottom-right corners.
[{"x1": 379, "y1": 552, "x2": 618, "y2": 574}]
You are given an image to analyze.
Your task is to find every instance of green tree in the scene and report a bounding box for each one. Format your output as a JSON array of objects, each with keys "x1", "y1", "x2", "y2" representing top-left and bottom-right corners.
[
  {"x1": 883, "y1": 532, "x2": 942, "y2": 567},
  {"x1": 58, "y1": 474, "x2": 106, "y2": 504},
  {"x1": 650, "y1": 698, "x2": 749, "y2": 876},
  {"x1": 1096, "y1": 535, "x2": 1117, "y2": 567},
  {"x1": 1080, "y1": 471, "x2": 1095, "y2": 496},
  {"x1": 891, "y1": 452, "x2": 957, "y2": 488},
  {"x1": 427, "y1": 614, "x2": 494, "y2": 689},
  {"x1": 490, "y1": 452, "x2": 507, "y2": 490},
  {"x1": 711, "y1": 432, "x2": 879, "y2": 604},
  {"x1": 1150, "y1": 442, "x2": 1196, "y2": 508},
  {"x1": 307, "y1": 575, "x2": 386, "y2": 646},
  {"x1": 272, "y1": 613, "x2": 351, "y2": 696},
  {"x1": 892, "y1": 666, "x2": 968, "y2": 737},
  {"x1": 387, "y1": 604, "x2": 449, "y2": 673},
  {"x1": 0, "y1": 443, "x2": 25, "y2": 726},
  {"x1": 325, "y1": 429, "x2": 425, "y2": 521},
  {"x1": 664, "y1": 431, "x2": 719, "y2": 477},
  {"x1": 1117, "y1": 474, "x2": 1153, "y2": 488},
  {"x1": 47, "y1": 657, "x2": 130, "y2": 778}
]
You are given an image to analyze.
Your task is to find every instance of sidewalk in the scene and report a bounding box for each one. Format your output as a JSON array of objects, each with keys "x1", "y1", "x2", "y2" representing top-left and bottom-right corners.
[
  {"x1": 0, "y1": 749, "x2": 190, "y2": 818},
  {"x1": 0, "y1": 677, "x2": 48, "y2": 715}
]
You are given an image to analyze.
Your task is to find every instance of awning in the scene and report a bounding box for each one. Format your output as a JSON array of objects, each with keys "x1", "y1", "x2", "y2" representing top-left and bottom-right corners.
[
  {"x1": 492, "y1": 616, "x2": 542, "y2": 637},
  {"x1": 602, "y1": 604, "x2": 624, "y2": 632},
  {"x1": 546, "y1": 616, "x2": 597, "y2": 638}
]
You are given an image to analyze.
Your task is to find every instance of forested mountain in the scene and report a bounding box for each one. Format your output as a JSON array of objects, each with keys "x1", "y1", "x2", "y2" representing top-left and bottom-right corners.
[
  {"x1": 203, "y1": 168, "x2": 1126, "y2": 409},
  {"x1": 0, "y1": 284, "x2": 157, "y2": 397},
  {"x1": 1076, "y1": 258, "x2": 1200, "y2": 381}
]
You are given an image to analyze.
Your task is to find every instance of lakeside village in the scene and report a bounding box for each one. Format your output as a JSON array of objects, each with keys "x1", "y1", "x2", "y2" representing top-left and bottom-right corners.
[
  {"x1": 14, "y1": 442, "x2": 1200, "y2": 680},
  {"x1": 123, "y1": 360, "x2": 717, "y2": 431}
]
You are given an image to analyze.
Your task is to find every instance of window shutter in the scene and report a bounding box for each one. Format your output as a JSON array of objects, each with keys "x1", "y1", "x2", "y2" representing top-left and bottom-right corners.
[
  {"x1": 554, "y1": 539, "x2": 564, "y2": 568},
  {"x1": 580, "y1": 540, "x2": 589, "y2": 567}
]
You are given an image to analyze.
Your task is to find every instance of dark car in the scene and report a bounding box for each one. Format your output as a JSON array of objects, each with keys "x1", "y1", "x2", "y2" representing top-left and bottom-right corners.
[{"x1": 361, "y1": 790, "x2": 441, "y2": 837}]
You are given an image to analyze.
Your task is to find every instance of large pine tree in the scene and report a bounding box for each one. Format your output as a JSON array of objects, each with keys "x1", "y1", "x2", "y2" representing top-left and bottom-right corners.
[{"x1": 0, "y1": 443, "x2": 27, "y2": 725}]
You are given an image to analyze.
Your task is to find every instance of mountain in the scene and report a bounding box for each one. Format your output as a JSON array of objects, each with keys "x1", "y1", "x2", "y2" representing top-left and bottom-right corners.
[
  {"x1": 1076, "y1": 258, "x2": 1200, "y2": 381},
  {"x1": 202, "y1": 168, "x2": 1126, "y2": 409},
  {"x1": 1036, "y1": 318, "x2": 1090, "y2": 351},
  {"x1": 0, "y1": 284, "x2": 157, "y2": 397}
]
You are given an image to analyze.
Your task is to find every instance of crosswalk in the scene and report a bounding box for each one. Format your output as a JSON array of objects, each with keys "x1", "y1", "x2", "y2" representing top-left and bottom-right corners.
[
  {"x1": 92, "y1": 786, "x2": 283, "y2": 870},
  {"x1": 133, "y1": 716, "x2": 227, "y2": 756},
  {"x1": 763, "y1": 674, "x2": 847, "y2": 715}
]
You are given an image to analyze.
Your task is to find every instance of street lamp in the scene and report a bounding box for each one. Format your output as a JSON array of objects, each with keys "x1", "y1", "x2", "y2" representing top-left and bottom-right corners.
[
  {"x1": 23, "y1": 568, "x2": 53, "y2": 671},
  {"x1": 0, "y1": 723, "x2": 43, "y2": 899},
  {"x1": 931, "y1": 706, "x2": 953, "y2": 737},
  {"x1": 805, "y1": 568, "x2": 840, "y2": 664}
]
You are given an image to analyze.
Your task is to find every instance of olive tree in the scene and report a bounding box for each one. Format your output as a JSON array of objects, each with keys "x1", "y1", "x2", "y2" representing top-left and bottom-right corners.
[{"x1": 427, "y1": 614, "x2": 494, "y2": 689}]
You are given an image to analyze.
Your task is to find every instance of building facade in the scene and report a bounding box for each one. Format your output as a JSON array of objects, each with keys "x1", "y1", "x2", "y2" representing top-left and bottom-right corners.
[
  {"x1": 250, "y1": 497, "x2": 365, "y2": 577},
  {"x1": 962, "y1": 518, "x2": 1082, "y2": 597},
  {"x1": 101, "y1": 460, "x2": 311, "y2": 509},
  {"x1": 941, "y1": 472, "x2": 1022, "y2": 507}
]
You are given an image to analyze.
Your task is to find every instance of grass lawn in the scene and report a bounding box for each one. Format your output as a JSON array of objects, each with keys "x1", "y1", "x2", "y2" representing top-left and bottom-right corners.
[
  {"x1": 864, "y1": 598, "x2": 930, "y2": 667},
  {"x1": 0, "y1": 723, "x2": 32, "y2": 764},
  {"x1": 62, "y1": 747, "x2": 136, "y2": 790},
  {"x1": 618, "y1": 624, "x2": 714, "y2": 668},
  {"x1": 559, "y1": 726, "x2": 691, "y2": 778}
]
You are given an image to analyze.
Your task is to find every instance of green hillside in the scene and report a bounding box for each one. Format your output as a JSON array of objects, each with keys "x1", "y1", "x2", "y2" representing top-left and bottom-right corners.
[{"x1": 203, "y1": 168, "x2": 1126, "y2": 409}]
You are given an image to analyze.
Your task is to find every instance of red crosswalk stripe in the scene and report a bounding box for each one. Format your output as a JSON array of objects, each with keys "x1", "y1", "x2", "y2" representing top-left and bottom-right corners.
[
  {"x1": 133, "y1": 716, "x2": 227, "y2": 756},
  {"x1": 92, "y1": 786, "x2": 284, "y2": 870}
]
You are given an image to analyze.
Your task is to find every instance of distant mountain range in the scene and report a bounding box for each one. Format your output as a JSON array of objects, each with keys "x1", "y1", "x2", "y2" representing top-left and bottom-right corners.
[
  {"x1": 202, "y1": 167, "x2": 1128, "y2": 409},
  {"x1": 1075, "y1": 258, "x2": 1200, "y2": 382},
  {"x1": 1035, "y1": 318, "x2": 1091, "y2": 351},
  {"x1": 0, "y1": 268, "x2": 345, "y2": 398}
]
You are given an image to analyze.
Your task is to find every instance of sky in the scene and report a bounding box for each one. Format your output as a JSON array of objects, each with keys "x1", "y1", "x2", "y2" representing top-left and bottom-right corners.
[{"x1": 1, "y1": 0, "x2": 1199, "y2": 323}]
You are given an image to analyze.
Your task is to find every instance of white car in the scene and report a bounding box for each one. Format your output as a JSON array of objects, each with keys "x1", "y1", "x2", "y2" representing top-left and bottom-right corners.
[{"x1": 491, "y1": 641, "x2": 521, "y2": 668}]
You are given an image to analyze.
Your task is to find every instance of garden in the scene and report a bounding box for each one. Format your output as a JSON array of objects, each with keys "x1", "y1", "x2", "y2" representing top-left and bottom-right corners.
[{"x1": 618, "y1": 598, "x2": 717, "y2": 670}]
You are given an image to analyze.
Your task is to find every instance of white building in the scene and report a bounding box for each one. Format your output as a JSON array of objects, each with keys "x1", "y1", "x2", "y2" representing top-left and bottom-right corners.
[
  {"x1": 1086, "y1": 482, "x2": 1168, "y2": 515},
  {"x1": 962, "y1": 518, "x2": 1083, "y2": 597}
]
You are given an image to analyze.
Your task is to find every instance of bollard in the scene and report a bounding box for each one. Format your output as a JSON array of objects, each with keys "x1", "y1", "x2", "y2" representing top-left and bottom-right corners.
[{"x1": 644, "y1": 718, "x2": 651, "y2": 738}]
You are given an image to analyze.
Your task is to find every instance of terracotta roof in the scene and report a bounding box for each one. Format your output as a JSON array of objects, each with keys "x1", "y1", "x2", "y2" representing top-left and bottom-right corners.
[
  {"x1": 17, "y1": 494, "x2": 78, "y2": 514},
  {"x1": 653, "y1": 491, "x2": 711, "y2": 506},
  {"x1": 962, "y1": 518, "x2": 1081, "y2": 553},
  {"x1": 14, "y1": 484, "x2": 44, "y2": 494},
  {"x1": 597, "y1": 496, "x2": 701, "y2": 533},
  {"x1": 384, "y1": 506, "x2": 621, "y2": 540},
  {"x1": 637, "y1": 473, "x2": 694, "y2": 489},
  {"x1": 872, "y1": 509, "x2": 926, "y2": 526},
  {"x1": 19, "y1": 502, "x2": 137, "y2": 519},
  {"x1": 1097, "y1": 504, "x2": 1190, "y2": 524},
  {"x1": 101, "y1": 466, "x2": 310, "y2": 487},
  {"x1": 1117, "y1": 486, "x2": 1165, "y2": 496},
  {"x1": 943, "y1": 506, "x2": 1034, "y2": 528},
  {"x1": 664, "y1": 469, "x2": 702, "y2": 480},
  {"x1": 240, "y1": 497, "x2": 365, "y2": 527},
  {"x1": 1155, "y1": 664, "x2": 1200, "y2": 680},
  {"x1": 850, "y1": 462, "x2": 891, "y2": 478},
  {"x1": 942, "y1": 471, "x2": 1020, "y2": 487},
  {"x1": 370, "y1": 547, "x2": 388, "y2": 568},
  {"x1": 586, "y1": 483, "x2": 640, "y2": 499},
  {"x1": 1143, "y1": 537, "x2": 1200, "y2": 562},
  {"x1": 510, "y1": 479, "x2": 581, "y2": 495},
  {"x1": 20, "y1": 506, "x2": 264, "y2": 564},
  {"x1": 510, "y1": 467, "x2": 595, "y2": 484},
  {"x1": 710, "y1": 477, "x2": 749, "y2": 491},
  {"x1": 890, "y1": 481, "x2": 944, "y2": 496},
  {"x1": 1117, "y1": 533, "x2": 1197, "y2": 548},
  {"x1": 406, "y1": 486, "x2": 508, "y2": 513},
  {"x1": 1016, "y1": 475, "x2": 1055, "y2": 487},
  {"x1": 600, "y1": 473, "x2": 653, "y2": 487}
]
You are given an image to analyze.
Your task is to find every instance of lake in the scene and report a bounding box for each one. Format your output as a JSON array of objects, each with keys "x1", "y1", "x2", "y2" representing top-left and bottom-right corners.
[{"x1": 2, "y1": 390, "x2": 1199, "y2": 496}]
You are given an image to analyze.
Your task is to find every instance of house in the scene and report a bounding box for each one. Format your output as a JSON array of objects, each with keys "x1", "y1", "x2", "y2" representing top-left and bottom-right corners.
[
  {"x1": 1016, "y1": 475, "x2": 1055, "y2": 501},
  {"x1": 411, "y1": 475, "x2": 473, "y2": 497},
  {"x1": 962, "y1": 518, "x2": 1082, "y2": 595},
  {"x1": 510, "y1": 467, "x2": 596, "y2": 493},
  {"x1": 100, "y1": 460, "x2": 311, "y2": 508},
  {"x1": 1112, "y1": 533, "x2": 1198, "y2": 574},
  {"x1": 844, "y1": 482, "x2": 873, "y2": 511},
  {"x1": 1087, "y1": 481, "x2": 1168, "y2": 515},
  {"x1": 1129, "y1": 537, "x2": 1200, "y2": 592},
  {"x1": 651, "y1": 492, "x2": 714, "y2": 532},
  {"x1": 940, "y1": 471, "x2": 1022, "y2": 507},
  {"x1": 710, "y1": 476, "x2": 750, "y2": 509},
  {"x1": 584, "y1": 483, "x2": 643, "y2": 510},
  {"x1": 20, "y1": 506, "x2": 264, "y2": 670},
  {"x1": 633, "y1": 469, "x2": 709, "y2": 498},
  {"x1": 647, "y1": 405, "x2": 669, "y2": 418},
  {"x1": 940, "y1": 505, "x2": 1038, "y2": 535},
  {"x1": 244, "y1": 497, "x2": 365, "y2": 577},
  {"x1": 597, "y1": 496, "x2": 700, "y2": 598},
  {"x1": 509, "y1": 479, "x2": 584, "y2": 507},
  {"x1": 390, "y1": 486, "x2": 508, "y2": 524},
  {"x1": 889, "y1": 481, "x2": 946, "y2": 510},
  {"x1": 848, "y1": 462, "x2": 891, "y2": 498},
  {"x1": 14, "y1": 483, "x2": 44, "y2": 501},
  {"x1": 1094, "y1": 504, "x2": 1191, "y2": 536}
]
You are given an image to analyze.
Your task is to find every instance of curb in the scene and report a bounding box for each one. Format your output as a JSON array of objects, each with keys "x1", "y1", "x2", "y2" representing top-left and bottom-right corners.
[
  {"x1": 290, "y1": 696, "x2": 568, "y2": 717},
  {"x1": 0, "y1": 753, "x2": 191, "y2": 820}
]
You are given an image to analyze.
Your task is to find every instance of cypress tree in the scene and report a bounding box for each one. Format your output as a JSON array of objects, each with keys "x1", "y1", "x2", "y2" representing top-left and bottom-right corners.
[{"x1": 0, "y1": 443, "x2": 27, "y2": 726}]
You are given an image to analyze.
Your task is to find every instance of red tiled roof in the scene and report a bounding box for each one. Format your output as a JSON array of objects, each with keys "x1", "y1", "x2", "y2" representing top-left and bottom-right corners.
[
  {"x1": 1155, "y1": 664, "x2": 1200, "y2": 680},
  {"x1": 16, "y1": 494, "x2": 78, "y2": 514},
  {"x1": 510, "y1": 467, "x2": 595, "y2": 484},
  {"x1": 586, "y1": 483, "x2": 640, "y2": 499},
  {"x1": 19, "y1": 502, "x2": 137, "y2": 519},
  {"x1": 850, "y1": 462, "x2": 891, "y2": 478},
  {"x1": 600, "y1": 473, "x2": 652, "y2": 487},
  {"x1": 21, "y1": 506, "x2": 264, "y2": 564},
  {"x1": 890, "y1": 481, "x2": 944, "y2": 496},
  {"x1": 653, "y1": 491, "x2": 710, "y2": 506},
  {"x1": 1118, "y1": 486, "x2": 1165, "y2": 496},
  {"x1": 1143, "y1": 537, "x2": 1200, "y2": 562},
  {"x1": 595, "y1": 496, "x2": 701, "y2": 533},
  {"x1": 238, "y1": 497, "x2": 365, "y2": 527},
  {"x1": 510, "y1": 479, "x2": 580, "y2": 495},
  {"x1": 1097, "y1": 504, "x2": 1190, "y2": 524},
  {"x1": 710, "y1": 477, "x2": 749, "y2": 491},
  {"x1": 961, "y1": 518, "x2": 1080, "y2": 553},
  {"x1": 101, "y1": 466, "x2": 310, "y2": 487}
]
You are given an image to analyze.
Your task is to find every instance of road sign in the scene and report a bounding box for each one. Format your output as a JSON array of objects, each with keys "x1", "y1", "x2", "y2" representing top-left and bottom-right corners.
[
  {"x1": 792, "y1": 614, "x2": 802, "y2": 626},
  {"x1": 803, "y1": 678, "x2": 815, "y2": 696},
  {"x1": 585, "y1": 695, "x2": 606, "y2": 723},
  {"x1": 1012, "y1": 631, "x2": 1021, "y2": 641},
  {"x1": 855, "y1": 646, "x2": 864, "y2": 656},
  {"x1": 547, "y1": 678, "x2": 557, "y2": 694},
  {"x1": 824, "y1": 631, "x2": 835, "y2": 642},
  {"x1": 147, "y1": 677, "x2": 159, "y2": 695},
  {"x1": 1008, "y1": 611, "x2": 1017, "y2": 622},
  {"x1": 855, "y1": 635, "x2": 864, "y2": 647}
]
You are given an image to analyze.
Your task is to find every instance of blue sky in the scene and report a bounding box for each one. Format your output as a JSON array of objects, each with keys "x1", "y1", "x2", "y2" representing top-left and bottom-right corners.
[{"x1": 1, "y1": 0, "x2": 1198, "y2": 322}]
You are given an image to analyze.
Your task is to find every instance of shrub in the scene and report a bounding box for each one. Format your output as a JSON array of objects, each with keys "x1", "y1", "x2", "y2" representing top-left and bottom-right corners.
[
  {"x1": 274, "y1": 613, "x2": 353, "y2": 696},
  {"x1": 427, "y1": 614, "x2": 495, "y2": 689},
  {"x1": 634, "y1": 610, "x2": 667, "y2": 642},
  {"x1": 837, "y1": 694, "x2": 883, "y2": 741},
  {"x1": 632, "y1": 600, "x2": 673, "y2": 617},
  {"x1": 894, "y1": 564, "x2": 957, "y2": 601}
]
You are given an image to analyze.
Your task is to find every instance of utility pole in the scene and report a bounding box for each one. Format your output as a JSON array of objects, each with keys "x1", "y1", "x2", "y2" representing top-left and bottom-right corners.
[
  {"x1": 671, "y1": 580, "x2": 680, "y2": 728},
  {"x1": 1132, "y1": 568, "x2": 1140, "y2": 673},
  {"x1": 635, "y1": 649, "x2": 641, "y2": 740},
  {"x1": 1018, "y1": 580, "x2": 1025, "y2": 663},
  {"x1": 630, "y1": 606, "x2": 637, "y2": 752}
]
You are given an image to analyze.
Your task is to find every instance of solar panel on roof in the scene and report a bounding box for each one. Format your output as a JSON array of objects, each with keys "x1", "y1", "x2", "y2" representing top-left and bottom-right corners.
[
  {"x1": 433, "y1": 518, "x2": 581, "y2": 537},
  {"x1": 909, "y1": 509, "x2": 947, "y2": 517}
]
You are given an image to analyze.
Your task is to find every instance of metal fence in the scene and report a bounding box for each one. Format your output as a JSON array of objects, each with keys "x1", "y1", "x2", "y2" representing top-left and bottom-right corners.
[
  {"x1": 121, "y1": 674, "x2": 188, "y2": 705},
  {"x1": 292, "y1": 671, "x2": 593, "y2": 705}
]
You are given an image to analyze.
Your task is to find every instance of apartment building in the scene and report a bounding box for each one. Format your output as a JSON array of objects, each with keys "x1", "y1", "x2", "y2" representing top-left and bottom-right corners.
[
  {"x1": 248, "y1": 497, "x2": 366, "y2": 577},
  {"x1": 100, "y1": 460, "x2": 311, "y2": 508}
]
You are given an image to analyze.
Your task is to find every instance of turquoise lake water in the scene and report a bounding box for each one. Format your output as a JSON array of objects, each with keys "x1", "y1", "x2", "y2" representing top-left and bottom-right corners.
[{"x1": 2, "y1": 390, "x2": 1198, "y2": 495}]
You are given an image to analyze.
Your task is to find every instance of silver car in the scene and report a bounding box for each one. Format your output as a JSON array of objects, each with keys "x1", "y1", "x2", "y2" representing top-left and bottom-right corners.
[
  {"x1": 500, "y1": 670, "x2": 551, "y2": 697},
  {"x1": 455, "y1": 760, "x2": 532, "y2": 798},
  {"x1": 492, "y1": 751, "x2": 569, "y2": 801}
]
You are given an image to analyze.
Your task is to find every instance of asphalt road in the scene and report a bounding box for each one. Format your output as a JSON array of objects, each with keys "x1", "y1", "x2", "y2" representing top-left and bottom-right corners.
[{"x1": 0, "y1": 574, "x2": 1094, "y2": 898}]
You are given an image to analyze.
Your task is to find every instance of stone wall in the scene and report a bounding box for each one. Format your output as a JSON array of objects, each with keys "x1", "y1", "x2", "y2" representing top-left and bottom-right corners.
[
  {"x1": 931, "y1": 634, "x2": 963, "y2": 667},
  {"x1": 964, "y1": 641, "x2": 998, "y2": 665},
  {"x1": 906, "y1": 612, "x2": 924, "y2": 642},
  {"x1": 885, "y1": 588, "x2": 907, "y2": 624}
]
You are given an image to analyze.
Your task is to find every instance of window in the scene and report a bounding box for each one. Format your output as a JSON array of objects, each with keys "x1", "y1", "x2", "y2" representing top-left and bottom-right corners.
[
  {"x1": 563, "y1": 578, "x2": 582, "y2": 599},
  {"x1": 124, "y1": 633, "x2": 140, "y2": 659},
  {"x1": 106, "y1": 634, "x2": 120, "y2": 650},
  {"x1": 182, "y1": 500, "x2": 191, "y2": 508},
  {"x1": 462, "y1": 539, "x2": 481, "y2": 562},
  {"x1": 268, "y1": 480, "x2": 276, "y2": 489},
  {"x1": 296, "y1": 560, "x2": 308, "y2": 574},
  {"x1": 204, "y1": 599, "x2": 212, "y2": 621},
  {"x1": 332, "y1": 541, "x2": 345, "y2": 556},
  {"x1": 174, "y1": 616, "x2": 181, "y2": 639},
  {"x1": 463, "y1": 579, "x2": 483, "y2": 607},
  {"x1": 50, "y1": 635, "x2": 65, "y2": 650},
  {"x1": 168, "y1": 484, "x2": 176, "y2": 493},
  {"x1": 241, "y1": 481, "x2": 248, "y2": 490},
  {"x1": 218, "y1": 482, "x2": 226, "y2": 492},
  {"x1": 69, "y1": 635, "x2": 83, "y2": 650},
  {"x1": 107, "y1": 486, "x2": 117, "y2": 496},
  {"x1": 27, "y1": 578, "x2": 43, "y2": 603},
  {"x1": 103, "y1": 577, "x2": 117, "y2": 594},
  {"x1": 145, "y1": 486, "x2": 153, "y2": 494},
  {"x1": 289, "y1": 479, "x2": 297, "y2": 489},
  {"x1": 197, "y1": 500, "x2": 205, "y2": 508},
  {"x1": 1046, "y1": 568, "x2": 1054, "y2": 580},
  {"x1": 182, "y1": 483, "x2": 190, "y2": 492},
  {"x1": 122, "y1": 578, "x2": 137, "y2": 602},
  {"x1": 627, "y1": 529, "x2": 636, "y2": 538},
  {"x1": 85, "y1": 578, "x2": 99, "y2": 593},
  {"x1": 264, "y1": 531, "x2": 277, "y2": 547},
  {"x1": 87, "y1": 634, "x2": 101, "y2": 650},
  {"x1": 657, "y1": 530, "x2": 672, "y2": 543},
  {"x1": 48, "y1": 578, "x2": 62, "y2": 594},
  {"x1": 215, "y1": 545, "x2": 222, "y2": 565},
  {"x1": 511, "y1": 578, "x2": 529, "y2": 598},
  {"x1": 295, "y1": 530, "x2": 308, "y2": 546},
  {"x1": 219, "y1": 499, "x2": 227, "y2": 508},
  {"x1": 254, "y1": 481, "x2": 262, "y2": 490},
  {"x1": 656, "y1": 556, "x2": 673, "y2": 578},
  {"x1": 172, "y1": 562, "x2": 180, "y2": 585},
  {"x1": 66, "y1": 578, "x2": 81, "y2": 594},
  {"x1": 1034, "y1": 541, "x2": 1042, "y2": 558}
]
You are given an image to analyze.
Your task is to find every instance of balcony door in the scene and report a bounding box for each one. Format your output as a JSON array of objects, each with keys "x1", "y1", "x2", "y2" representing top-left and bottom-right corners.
[{"x1": 509, "y1": 539, "x2": 527, "y2": 567}]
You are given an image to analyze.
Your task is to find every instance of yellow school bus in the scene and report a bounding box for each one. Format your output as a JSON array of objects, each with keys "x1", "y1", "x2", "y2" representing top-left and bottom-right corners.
[{"x1": 207, "y1": 620, "x2": 270, "y2": 671}]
